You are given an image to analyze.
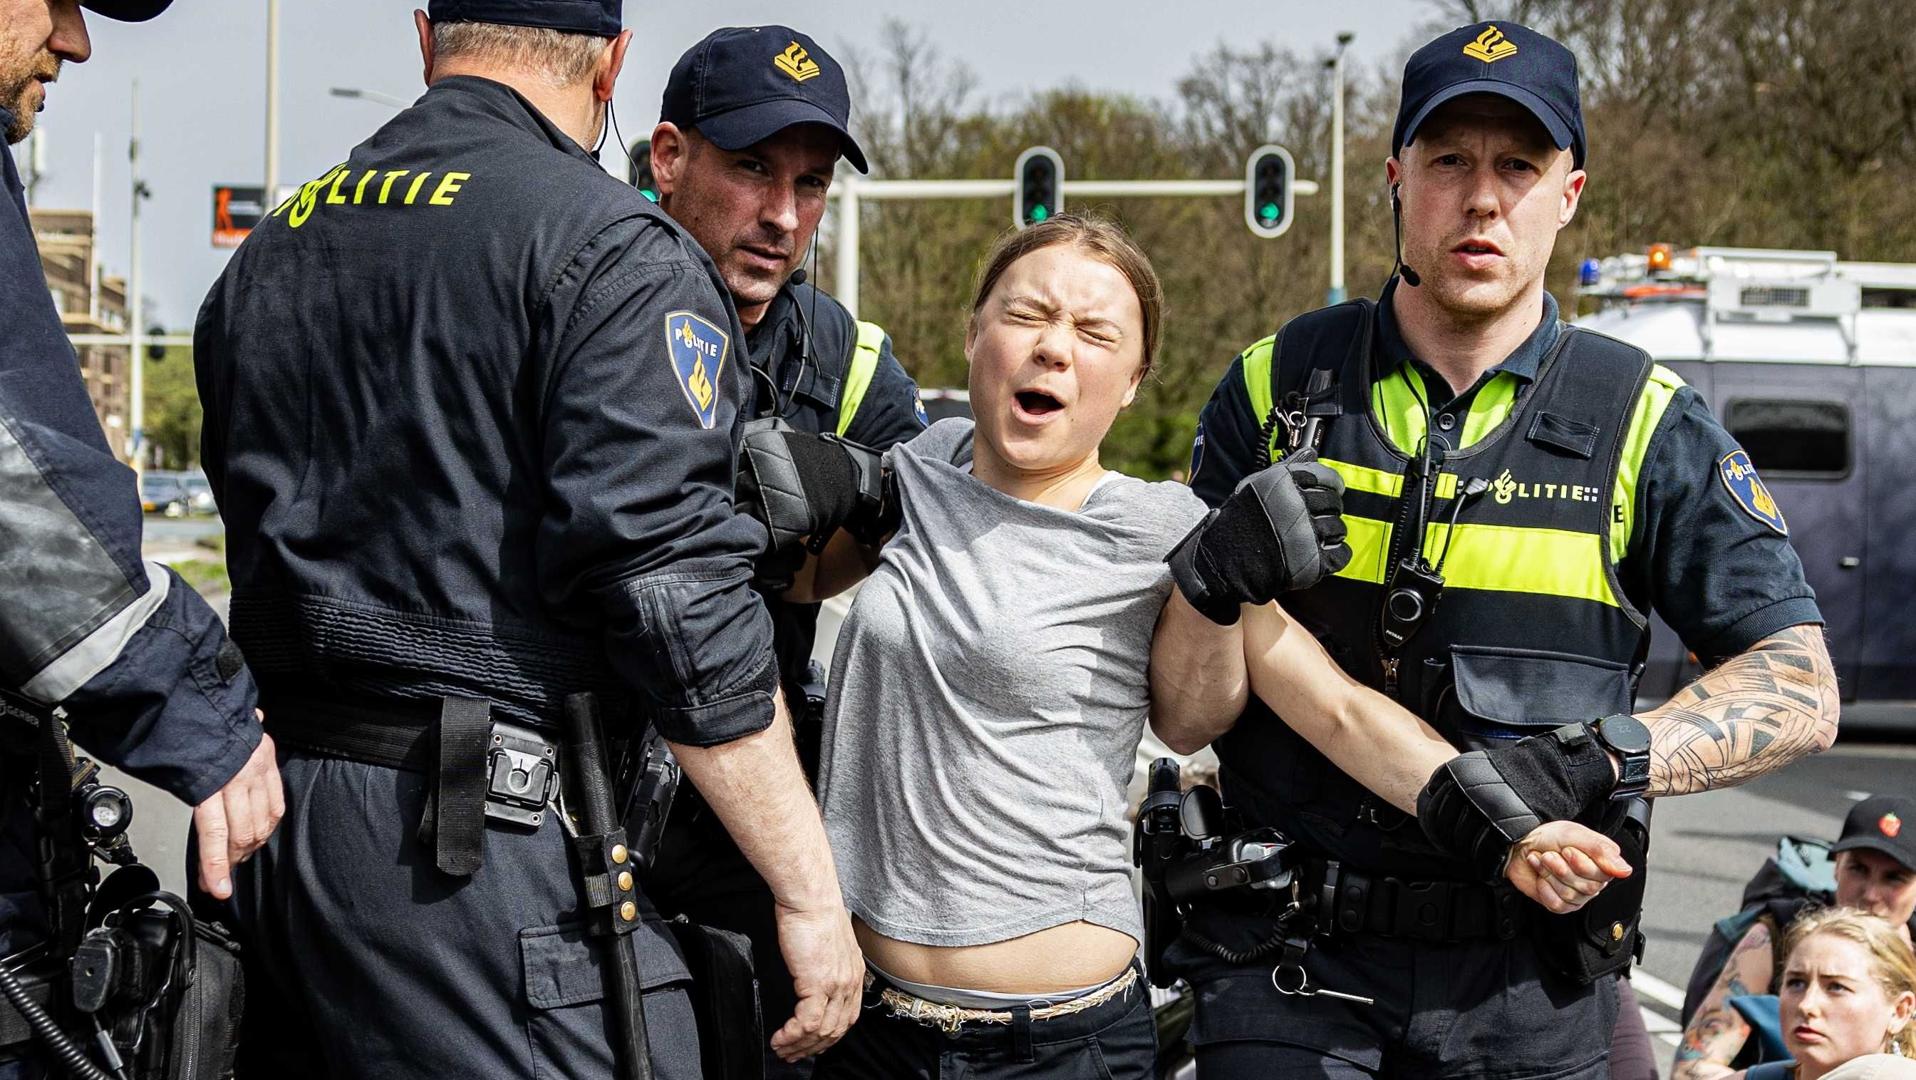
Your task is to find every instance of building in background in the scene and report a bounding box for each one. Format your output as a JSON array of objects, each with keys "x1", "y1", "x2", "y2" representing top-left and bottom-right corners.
[{"x1": 32, "y1": 207, "x2": 131, "y2": 465}]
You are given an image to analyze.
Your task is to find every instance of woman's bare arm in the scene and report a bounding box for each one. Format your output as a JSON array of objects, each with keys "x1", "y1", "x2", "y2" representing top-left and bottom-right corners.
[
  {"x1": 783, "y1": 530, "x2": 884, "y2": 604},
  {"x1": 1148, "y1": 593, "x2": 1248, "y2": 754}
]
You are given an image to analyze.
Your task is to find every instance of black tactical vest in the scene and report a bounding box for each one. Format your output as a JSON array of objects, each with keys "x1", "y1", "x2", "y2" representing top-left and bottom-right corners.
[{"x1": 1221, "y1": 300, "x2": 1657, "y2": 879}]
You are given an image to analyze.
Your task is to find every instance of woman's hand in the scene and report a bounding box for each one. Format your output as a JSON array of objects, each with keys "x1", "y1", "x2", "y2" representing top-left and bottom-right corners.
[{"x1": 1503, "y1": 820, "x2": 1632, "y2": 914}]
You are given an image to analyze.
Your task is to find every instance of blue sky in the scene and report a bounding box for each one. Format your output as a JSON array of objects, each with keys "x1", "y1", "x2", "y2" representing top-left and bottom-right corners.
[{"x1": 15, "y1": 0, "x2": 1438, "y2": 325}]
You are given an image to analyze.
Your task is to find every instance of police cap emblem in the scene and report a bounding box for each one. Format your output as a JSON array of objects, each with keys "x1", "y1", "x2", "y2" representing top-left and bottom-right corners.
[
  {"x1": 1718, "y1": 449, "x2": 1787, "y2": 535},
  {"x1": 665, "y1": 311, "x2": 730, "y2": 429}
]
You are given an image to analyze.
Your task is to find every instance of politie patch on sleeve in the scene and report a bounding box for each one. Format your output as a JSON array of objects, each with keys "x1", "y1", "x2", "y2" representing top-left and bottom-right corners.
[
  {"x1": 665, "y1": 311, "x2": 730, "y2": 429},
  {"x1": 1718, "y1": 449, "x2": 1787, "y2": 535},
  {"x1": 1188, "y1": 422, "x2": 1206, "y2": 480}
]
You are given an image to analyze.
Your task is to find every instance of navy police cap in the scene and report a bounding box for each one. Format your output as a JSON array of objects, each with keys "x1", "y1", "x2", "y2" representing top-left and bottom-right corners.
[
  {"x1": 427, "y1": 0, "x2": 621, "y2": 38},
  {"x1": 79, "y1": 0, "x2": 173, "y2": 22},
  {"x1": 662, "y1": 26, "x2": 868, "y2": 174},
  {"x1": 1394, "y1": 22, "x2": 1586, "y2": 168}
]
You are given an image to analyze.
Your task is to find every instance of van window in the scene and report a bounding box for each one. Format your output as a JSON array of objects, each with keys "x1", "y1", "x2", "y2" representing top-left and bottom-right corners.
[{"x1": 1724, "y1": 399, "x2": 1849, "y2": 476}]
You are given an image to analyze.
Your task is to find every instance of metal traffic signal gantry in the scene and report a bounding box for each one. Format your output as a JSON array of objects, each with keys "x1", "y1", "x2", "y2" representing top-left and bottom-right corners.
[
  {"x1": 1014, "y1": 146, "x2": 1064, "y2": 228},
  {"x1": 1245, "y1": 144, "x2": 1296, "y2": 239},
  {"x1": 627, "y1": 139, "x2": 658, "y2": 202}
]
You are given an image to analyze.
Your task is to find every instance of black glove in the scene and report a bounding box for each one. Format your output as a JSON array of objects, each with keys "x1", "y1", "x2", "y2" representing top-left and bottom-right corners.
[
  {"x1": 735, "y1": 424, "x2": 894, "y2": 557},
  {"x1": 1166, "y1": 449, "x2": 1351, "y2": 625},
  {"x1": 1416, "y1": 723, "x2": 1620, "y2": 878}
]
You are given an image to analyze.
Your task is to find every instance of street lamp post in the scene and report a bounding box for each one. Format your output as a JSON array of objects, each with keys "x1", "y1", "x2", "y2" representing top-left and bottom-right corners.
[
  {"x1": 128, "y1": 85, "x2": 146, "y2": 473},
  {"x1": 265, "y1": 0, "x2": 280, "y2": 203},
  {"x1": 1329, "y1": 31, "x2": 1353, "y2": 305}
]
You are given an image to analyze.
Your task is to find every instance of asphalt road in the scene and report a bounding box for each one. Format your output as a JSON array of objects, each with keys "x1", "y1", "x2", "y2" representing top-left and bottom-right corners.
[{"x1": 105, "y1": 551, "x2": 1911, "y2": 1078}]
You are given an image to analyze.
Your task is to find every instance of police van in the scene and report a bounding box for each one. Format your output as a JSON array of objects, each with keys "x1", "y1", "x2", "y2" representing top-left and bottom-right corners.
[{"x1": 1575, "y1": 246, "x2": 1916, "y2": 730}]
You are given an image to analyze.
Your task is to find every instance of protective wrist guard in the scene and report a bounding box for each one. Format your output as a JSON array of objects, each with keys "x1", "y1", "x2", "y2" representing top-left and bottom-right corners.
[
  {"x1": 1416, "y1": 723, "x2": 1619, "y2": 878},
  {"x1": 735, "y1": 426, "x2": 892, "y2": 556},
  {"x1": 1165, "y1": 449, "x2": 1351, "y2": 625}
]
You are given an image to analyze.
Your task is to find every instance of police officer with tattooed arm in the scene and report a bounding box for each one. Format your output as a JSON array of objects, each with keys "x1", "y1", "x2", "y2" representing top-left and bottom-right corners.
[
  {"x1": 192, "y1": 1, "x2": 860, "y2": 1076},
  {"x1": 1166, "y1": 21, "x2": 1838, "y2": 1078}
]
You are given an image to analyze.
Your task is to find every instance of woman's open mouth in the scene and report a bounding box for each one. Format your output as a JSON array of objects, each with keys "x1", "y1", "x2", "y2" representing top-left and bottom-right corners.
[{"x1": 1012, "y1": 389, "x2": 1066, "y2": 424}]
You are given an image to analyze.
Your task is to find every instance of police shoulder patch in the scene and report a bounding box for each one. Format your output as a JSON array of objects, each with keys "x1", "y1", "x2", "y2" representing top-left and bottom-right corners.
[
  {"x1": 1718, "y1": 449, "x2": 1787, "y2": 535},
  {"x1": 664, "y1": 311, "x2": 730, "y2": 429}
]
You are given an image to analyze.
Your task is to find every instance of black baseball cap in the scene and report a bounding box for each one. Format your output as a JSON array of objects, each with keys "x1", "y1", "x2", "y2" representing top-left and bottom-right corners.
[
  {"x1": 1394, "y1": 21, "x2": 1586, "y2": 168},
  {"x1": 426, "y1": 0, "x2": 621, "y2": 38},
  {"x1": 1832, "y1": 795, "x2": 1916, "y2": 870},
  {"x1": 662, "y1": 26, "x2": 868, "y2": 174},
  {"x1": 79, "y1": 0, "x2": 173, "y2": 22}
]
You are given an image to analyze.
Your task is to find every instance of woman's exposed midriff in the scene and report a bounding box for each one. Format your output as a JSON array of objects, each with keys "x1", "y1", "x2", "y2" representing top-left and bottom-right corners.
[{"x1": 855, "y1": 918, "x2": 1138, "y2": 997}]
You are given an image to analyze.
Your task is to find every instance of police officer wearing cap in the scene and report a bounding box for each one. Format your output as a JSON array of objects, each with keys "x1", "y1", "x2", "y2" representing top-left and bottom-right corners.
[
  {"x1": 2, "y1": 2, "x2": 283, "y2": 1070},
  {"x1": 1165, "y1": 21, "x2": 1840, "y2": 1076},
  {"x1": 637, "y1": 25, "x2": 926, "y2": 1079},
  {"x1": 192, "y1": 2, "x2": 863, "y2": 1076}
]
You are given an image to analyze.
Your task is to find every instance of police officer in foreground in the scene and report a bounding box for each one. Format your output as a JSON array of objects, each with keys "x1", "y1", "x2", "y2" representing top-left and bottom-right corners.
[
  {"x1": 192, "y1": 1, "x2": 862, "y2": 1075},
  {"x1": 639, "y1": 25, "x2": 925, "y2": 1078},
  {"x1": 2, "y1": 0, "x2": 282, "y2": 1051},
  {"x1": 1162, "y1": 21, "x2": 1840, "y2": 1077}
]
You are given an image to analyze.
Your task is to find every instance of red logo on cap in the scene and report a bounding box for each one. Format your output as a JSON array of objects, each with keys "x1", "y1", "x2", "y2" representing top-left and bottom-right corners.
[{"x1": 1882, "y1": 812, "x2": 1903, "y2": 839}]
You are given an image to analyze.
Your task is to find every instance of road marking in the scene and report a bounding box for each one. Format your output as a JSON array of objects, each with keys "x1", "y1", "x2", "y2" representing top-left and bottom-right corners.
[{"x1": 1630, "y1": 968, "x2": 1688, "y2": 1012}]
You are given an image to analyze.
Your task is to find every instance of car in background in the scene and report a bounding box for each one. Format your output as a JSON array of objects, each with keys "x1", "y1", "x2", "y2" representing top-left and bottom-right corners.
[
  {"x1": 138, "y1": 471, "x2": 191, "y2": 518},
  {"x1": 180, "y1": 473, "x2": 217, "y2": 515}
]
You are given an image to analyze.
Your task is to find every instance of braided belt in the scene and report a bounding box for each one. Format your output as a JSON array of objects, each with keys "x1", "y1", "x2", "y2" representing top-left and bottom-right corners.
[{"x1": 876, "y1": 967, "x2": 1139, "y2": 1035}]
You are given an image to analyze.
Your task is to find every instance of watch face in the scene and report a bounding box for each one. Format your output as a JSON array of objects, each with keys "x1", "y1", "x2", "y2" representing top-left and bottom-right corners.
[{"x1": 1600, "y1": 713, "x2": 1653, "y2": 755}]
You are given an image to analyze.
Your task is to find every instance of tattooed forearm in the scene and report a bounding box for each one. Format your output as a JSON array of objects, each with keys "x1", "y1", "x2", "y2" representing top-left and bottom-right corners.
[
  {"x1": 1672, "y1": 922, "x2": 1773, "y2": 1078},
  {"x1": 1640, "y1": 624, "x2": 1838, "y2": 798}
]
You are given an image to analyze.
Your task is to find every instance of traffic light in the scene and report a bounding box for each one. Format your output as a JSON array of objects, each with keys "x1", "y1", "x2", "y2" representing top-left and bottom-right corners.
[
  {"x1": 628, "y1": 139, "x2": 657, "y2": 202},
  {"x1": 1244, "y1": 144, "x2": 1295, "y2": 238},
  {"x1": 1014, "y1": 147, "x2": 1064, "y2": 229}
]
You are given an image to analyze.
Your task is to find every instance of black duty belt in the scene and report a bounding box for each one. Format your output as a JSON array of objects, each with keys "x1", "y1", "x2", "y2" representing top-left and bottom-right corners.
[
  {"x1": 265, "y1": 694, "x2": 561, "y2": 878},
  {"x1": 1316, "y1": 862, "x2": 1526, "y2": 942}
]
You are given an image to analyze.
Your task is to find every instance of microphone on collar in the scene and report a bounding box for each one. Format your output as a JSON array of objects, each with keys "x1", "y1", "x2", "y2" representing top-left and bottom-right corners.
[{"x1": 1391, "y1": 185, "x2": 1422, "y2": 288}]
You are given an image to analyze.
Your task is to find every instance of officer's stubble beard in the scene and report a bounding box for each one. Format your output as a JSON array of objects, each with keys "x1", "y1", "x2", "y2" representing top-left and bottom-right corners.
[{"x1": 0, "y1": 45, "x2": 56, "y2": 145}]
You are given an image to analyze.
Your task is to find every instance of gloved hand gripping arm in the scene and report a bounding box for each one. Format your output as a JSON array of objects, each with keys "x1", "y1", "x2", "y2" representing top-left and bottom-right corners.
[
  {"x1": 1416, "y1": 723, "x2": 1623, "y2": 878},
  {"x1": 735, "y1": 425, "x2": 895, "y2": 556},
  {"x1": 1166, "y1": 450, "x2": 1351, "y2": 625}
]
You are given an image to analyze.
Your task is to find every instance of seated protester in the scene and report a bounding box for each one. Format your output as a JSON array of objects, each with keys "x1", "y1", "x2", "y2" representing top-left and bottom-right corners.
[
  {"x1": 1675, "y1": 907, "x2": 1916, "y2": 1080},
  {"x1": 1683, "y1": 797, "x2": 1916, "y2": 1073},
  {"x1": 734, "y1": 214, "x2": 1624, "y2": 1080}
]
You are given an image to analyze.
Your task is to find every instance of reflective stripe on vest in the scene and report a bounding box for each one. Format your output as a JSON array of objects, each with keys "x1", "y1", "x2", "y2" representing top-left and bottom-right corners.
[
  {"x1": 834, "y1": 321, "x2": 887, "y2": 437},
  {"x1": 1238, "y1": 338, "x2": 1685, "y2": 587}
]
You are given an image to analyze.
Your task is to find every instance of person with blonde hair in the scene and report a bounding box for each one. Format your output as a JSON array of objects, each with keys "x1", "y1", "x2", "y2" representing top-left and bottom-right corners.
[{"x1": 1677, "y1": 907, "x2": 1916, "y2": 1080}]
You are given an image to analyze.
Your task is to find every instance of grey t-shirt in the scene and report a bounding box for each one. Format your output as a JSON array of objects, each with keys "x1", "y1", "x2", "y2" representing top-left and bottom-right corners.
[{"x1": 817, "y1": 418, "x2": 1208, "y2": 947}]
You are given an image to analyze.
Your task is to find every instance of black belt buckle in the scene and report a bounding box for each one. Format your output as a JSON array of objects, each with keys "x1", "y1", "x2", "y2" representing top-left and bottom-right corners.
[{"x1": 484, "y1": 720, "x2": 559, "y2": 828}]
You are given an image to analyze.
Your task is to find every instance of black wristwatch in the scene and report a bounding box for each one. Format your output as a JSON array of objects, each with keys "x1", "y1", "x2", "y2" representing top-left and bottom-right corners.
[{"x1": 1588, "y1": 713, "x2": 1653, "y2": 799}]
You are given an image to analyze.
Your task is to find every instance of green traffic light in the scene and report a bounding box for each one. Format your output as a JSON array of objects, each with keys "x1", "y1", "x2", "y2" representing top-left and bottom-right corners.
[
  {"x1": 1260, "y1": 202, "x2": 1279, "y2": 221},
  {"x1": 1031, "y1": 204, "x2": 1050, "y2": 222}
]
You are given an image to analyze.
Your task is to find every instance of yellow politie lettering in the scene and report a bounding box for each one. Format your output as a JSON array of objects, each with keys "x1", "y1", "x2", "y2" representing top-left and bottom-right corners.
[
  {"x1": 430, "y1": 172, "x2": 470, "y2": 206},
  {"x1": 404, "y1": 173, "x2": 433, "y2": 205},
  {"x1": 377, "y1": 170, "x2": 409, "y2": 204}
]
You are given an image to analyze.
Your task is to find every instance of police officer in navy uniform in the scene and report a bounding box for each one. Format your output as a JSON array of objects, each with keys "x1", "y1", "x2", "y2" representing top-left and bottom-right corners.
[
  {"x1": 192, "y1": 2, "x2": 863, "y2": 1076},
  {"x1": 1160, "y1": 21, "x2": 1840, "y2": 1077},
  {"x1": 1, "y1": 4, "x2": 283, "y2": 1071},
  {"x1": 638, "y1": 26, "x2": 926, "y2": 1078}
]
